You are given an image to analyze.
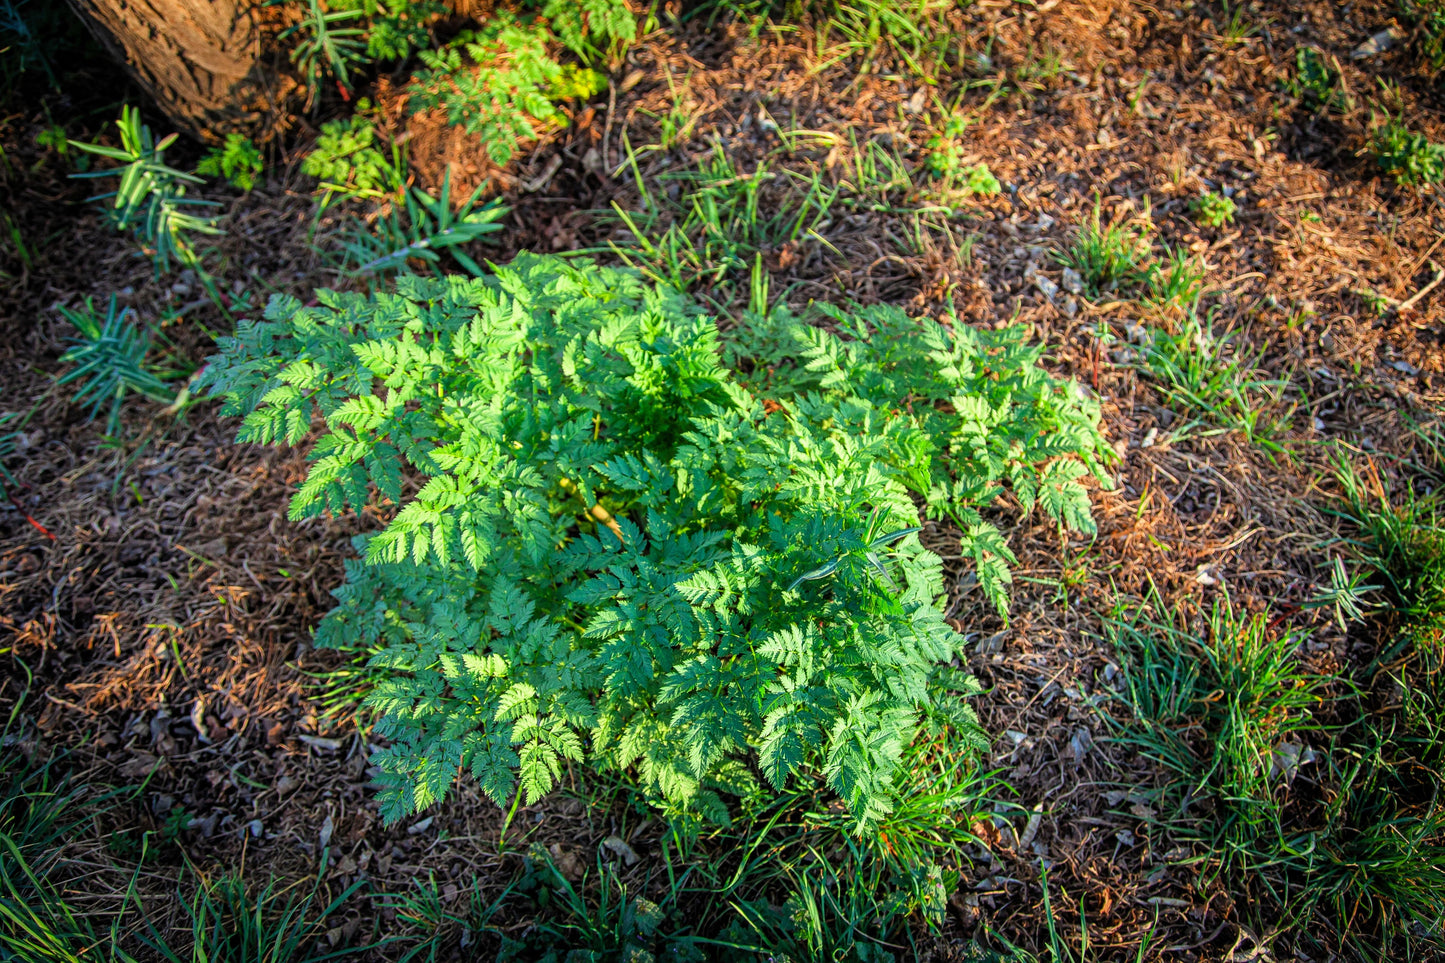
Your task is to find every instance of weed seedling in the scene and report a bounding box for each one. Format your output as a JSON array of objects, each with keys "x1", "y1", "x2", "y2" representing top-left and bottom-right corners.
[
  {"x1": 1287, "y1": 47, "x2": 1348, "y2": 112},
  {"x1": 406, "y1": 15, "x2": 609, "y2": 167},
  {"x1": 1368, "y1": 113, "x2": 1445, "y2": 187},
  {"x1": 962, "y1": 163, "x2": 1001, "y2": 196},
  {"x1": 279, "y1": 0, "x2": 367, "y2": 106},
  {"x1": 1191, "y1": 191, "x2": 1236, "y2": 228},
  {"x1": 56, "y1": 296, "x2": 178, "y2": 435},
  {"x1": 1357, "y1": 286, "x2": 1393, "y2": 318},
  {"x1": 197, "y1": 132, "x2": 263, "y2": 192},
  {"x1": 302, "y1": 112, "x2": 405, "y2": 209},
  {"x1": 337, "y1": 170, "x2": 507, "y2": 277}
]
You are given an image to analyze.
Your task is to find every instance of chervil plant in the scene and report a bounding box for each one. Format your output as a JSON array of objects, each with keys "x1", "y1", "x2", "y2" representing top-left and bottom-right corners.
[
  {"x1": 301, "y1": 113, "x2": 404, "y2": 208},
  {"x1": 356, "y1": 0, "x2": 446, "y2": 61},
  {"x1": 407, "y1": 18, "x2": 606, "y2": 166},
  {"x1": 197, "y1": 133, "x2": 264, "y2": 192},
  {"x1": 202, "y1": 256, "x2": 1109, "y2": 831},
  {"x1": 539, "y1": 0, "x2": 635, "y2": 62}
]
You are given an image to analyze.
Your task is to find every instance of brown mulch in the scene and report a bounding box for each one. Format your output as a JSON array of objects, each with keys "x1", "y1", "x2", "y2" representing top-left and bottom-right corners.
[{"x1": 3, "y1": 0, "x2": 1444, "y2": 959}]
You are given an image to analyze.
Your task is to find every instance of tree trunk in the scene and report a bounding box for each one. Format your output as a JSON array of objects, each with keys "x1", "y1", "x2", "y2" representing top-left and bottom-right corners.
[{"x1": 64, "y1": 0, "x2": 286, "y2": 142}]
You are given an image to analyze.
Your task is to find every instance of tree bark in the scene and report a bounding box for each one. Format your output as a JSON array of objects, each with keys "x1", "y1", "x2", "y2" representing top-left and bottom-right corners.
[{"x1": 64, "y1": 0, "x2": 286, "y2": 142}]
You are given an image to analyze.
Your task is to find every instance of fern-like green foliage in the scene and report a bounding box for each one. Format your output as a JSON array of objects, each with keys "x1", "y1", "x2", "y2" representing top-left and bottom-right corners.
[
  {"x1": 201, "y1": 256, "x2": 1108, "y2": 832},
  {"x1": 406, "y1": 9, "x2": 610, "y2": 167},
  {"x1": 352, "y1": 0, "x2": 446, "y2": 60},
  {"x1": 408, "y1": 20, "x2": 561, "y2": 165},
  {"x1": 741, "y1": 301, "x2": 1110, "y2": 616},
  {"x1": 197, "y1": 133, "x2": 264, "y2": 192},
  {"x1": 541, "y1": 0, "x2": 635, "y2": 61},
  {"x1": 301, "y1": 113, "x2": 403, "y2": 208}
]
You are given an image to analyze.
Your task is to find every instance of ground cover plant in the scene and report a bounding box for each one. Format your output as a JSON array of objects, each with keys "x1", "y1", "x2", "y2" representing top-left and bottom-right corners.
[
  {"x1": 1103, "y1": 444, "x2": 1445, "y2": 956},
  {"x1": 1368, "y1": 111, "x2": 1445, "y2": 186},
  {"x1": 200, "y1": 253, "x2": 1108, "y2": 829},
  {"x1": 68, "y1": 106, "x2": 223, "y2": 278},
  {"x1": 8, "y1": 0, "x2": 1445, "y2": 959}
]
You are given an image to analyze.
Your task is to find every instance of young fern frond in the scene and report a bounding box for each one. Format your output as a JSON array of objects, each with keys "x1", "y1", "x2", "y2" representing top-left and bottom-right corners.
[{"x1": 405, "y1": 13, "x2": 609, "y2": 166}]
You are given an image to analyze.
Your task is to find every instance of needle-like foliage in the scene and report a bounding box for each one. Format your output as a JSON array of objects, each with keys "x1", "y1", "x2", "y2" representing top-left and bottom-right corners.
[
  {"x1": 68, "y1": 106, "x2": 222, "y2": 276},
  {"x1": 57, "y1": 296, "x2": 176, "y2": 434},
  {"x1": 201, "y1": 256, "x2": 1108, "y2": 831},
  {"x1": 338, "y1": 171, "x2": 507, "y2": 277}
]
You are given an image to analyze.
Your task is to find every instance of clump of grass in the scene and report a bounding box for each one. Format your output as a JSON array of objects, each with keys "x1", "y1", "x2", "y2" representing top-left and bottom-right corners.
[
  {"x1": 1287, "y1": 47, "x2": 1349, "y2": 112},
  {"x1": 1137, "y1": 311, "x2": 1290, "y2": 451},
  {"x1": 1055, "y1": 201, "x2": 1155, "y2": 297},
  {"x1": 1109, "y1": 595, "x2": 1324, "y2": 885},
  {"x1": 1368, "y1": 113, "x2": 1445, "y2": 187},
  {"x1": 1334, "y1": 454, "x2": 1445, "y2": 658},
  {"x1": 1145, "y1": 248, "x2": 1207, "y2": 309},
  {"x1": 1300, "y1": 730, "x2": 1445, "y2": 959},
  {"x1": 1307, "y1": 445, "x2": 1445, "y2": 956},
  {"x1": 1108, "y1": 449, "x2": 1445, "y2": 956},
  {"x1": 0, "y1": 682, "x2": 134, "y2": 960},
  {"x1": 713, "y1": 0, "x2": 961, "y2": 77},
  {"x1": 1110, "y1": 591, "x2": 1445, "y2": 955},
  {"x1": 1055, "y1": 200, "x2": 1207, "y2": 317},
  {"x1": 838, "y1": 132, "x2": 913, "y2": 209},
  {"x1": 1190, "y1": 190, "x2": 1236, "y2": 228},
  {"x1": 144, "y1": 872, "x2": 364, "y2": 963},
  {"x1": 609, "y1": 143, "x2": 841, "y2": 301}
]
